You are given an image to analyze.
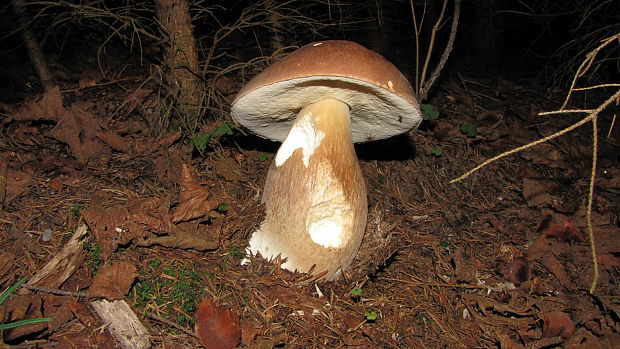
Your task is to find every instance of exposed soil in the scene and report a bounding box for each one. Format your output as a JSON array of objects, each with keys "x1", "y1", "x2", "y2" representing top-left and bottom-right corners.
[{"x1": 1, "y1": 41, "x2": 619, "y2": 349}]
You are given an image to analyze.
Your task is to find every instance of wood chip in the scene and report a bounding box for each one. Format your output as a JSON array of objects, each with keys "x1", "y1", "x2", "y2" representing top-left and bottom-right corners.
[{"x1": 90, "y1": 299, "x2": 151, "y2": 349}]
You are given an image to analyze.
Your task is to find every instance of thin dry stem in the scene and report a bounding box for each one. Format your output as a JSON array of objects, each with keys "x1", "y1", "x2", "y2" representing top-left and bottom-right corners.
[
  {"x1": 419, "y1": 0, "x2": 448, "y2": 95},
  {"x1": 586, "y1": 110, "x2": 599, "y2": 294},
  {"x1": 562, "y1": 33, "x2": 620, "y2": 109},
  {"x1": 420, "y1": 0, "x2": 461, "y2": 101}
]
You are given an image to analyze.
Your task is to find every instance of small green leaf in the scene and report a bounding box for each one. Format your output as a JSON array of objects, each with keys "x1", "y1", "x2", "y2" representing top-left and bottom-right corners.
[
  {"x1": 460, "y1": 124, "x2": 477, "y2": 138},
  {"x1": 70, "y1": 204, "x2": 84, "y2": 217},
  {"x1": 217, "y1": 203, "x2": 228, "y2": 213},
  {"x1": 258, "y1": 153, "x2": 269, "y2": 162},
  {"x1": 364, "y1": 311, "x2": 378, "y2": 320},
  {"x1": 149, "y1": 259, "x2": 162, "y2": 269},
  {"x1": 415, "y1": 312, "x2": 433, "y2": 324},
  {"x1": 351, "y1": 288, "x2": 362, "y2": 296},
  {"x1": 431, "y1": 148, "x2": 443, "y2": 157},
  {"x1": 215, "y1": 121, "x2": 234, "y2": 136},
  {"x1": 190, "y1": 133, "x2": 212, "y2": 151},
  {"x1": 437, "y1": 241, "x2": 449, "y2": 248},
  {"x1": 421, "y1": 104, "x2": 439, "y2": 121}
]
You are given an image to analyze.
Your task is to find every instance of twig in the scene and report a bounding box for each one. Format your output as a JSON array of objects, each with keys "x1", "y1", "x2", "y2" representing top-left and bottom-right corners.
[
  {"x1": 378, "y1": 277, "x2": 486, "y2": 289},
  {"x1": 562, "y1": 33, "x2": 620, "y2": 109},
  {"x1": 586, "y1": 105, "x2": 599, "y2": 294},
  {"x1": 417, "y1": 0, "x2": 461, "y2": 101},
  {"x1": 148, "y1": 313, "x2": 198, "y2": 338},
  {"x1": 419, "y1": 0, "x2": 460, "y2": 101},
  {"x1": 525, "y1": 336, "x2": 564, "y2": 349},
  {"x1": 451, "y1": 89, "x2": 619, "y2": 184},
  {"x1": 418, "y1": 0, "x2": 448, "y2": 96},
  {"x1": 20, "y1": 284, "x2": 89, "y2": 298}
]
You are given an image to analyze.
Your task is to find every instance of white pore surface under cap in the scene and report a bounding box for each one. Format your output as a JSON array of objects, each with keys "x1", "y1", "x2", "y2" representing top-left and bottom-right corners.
[{"x1": 231, "y1": 76, "x2": 422, "y2": 143}]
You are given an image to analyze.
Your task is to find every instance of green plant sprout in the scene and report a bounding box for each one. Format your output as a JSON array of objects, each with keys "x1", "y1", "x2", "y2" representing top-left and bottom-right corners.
[
  {"x1": 421, "y1": 104, "x2": 440, "y2": 121},
  {"x1": 84, "y1": 241, "x2": 103, "y2": 274},
  {"x1": 364, "y1": 311, "x2": 378, "y2": 321},
  {"x1": 460, "y1": 123, "x2": 477, "y2": 137},
  {"x1": 149, "y1": 259, "x2": 162, "y2": 269},
  {"x1": 189, "y1": 121, "x2": 235, "y2": 151},
  {"x1": 70, "y1": 204, "x2": 84, "y2": 217},
  {"x1": 222, "y1": 246, "x2": 245, "y2": 271},
  {"x1": 415, "y1": 311, "x2": 433, "y2": 325},
  {"x1": 189, "y1": 132, "x2": 213, "y2": 151},
  {"x1": 350, "y1": 288, "x2": 362, "y2": 296},
  {"x1": 258, "y1": 153, "x2": 269, "y2": 162},
  {"x1": 215, "y1": 121, "x2": 234, "y2": 136},
  {"x1": 0, "y1": 277, "x2": 53, "y2": 330},
  {"x1": 431, "y1": 148, "x2": 443, "y2": 157},
  {"x1": 216, "y1": 204, "x2": 228, "y2": 213}
]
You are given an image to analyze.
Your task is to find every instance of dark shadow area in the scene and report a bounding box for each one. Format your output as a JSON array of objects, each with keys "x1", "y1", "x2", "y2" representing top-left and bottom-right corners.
[{"x1": 355, "y1": 133, "x2": 416, "y2": 161}]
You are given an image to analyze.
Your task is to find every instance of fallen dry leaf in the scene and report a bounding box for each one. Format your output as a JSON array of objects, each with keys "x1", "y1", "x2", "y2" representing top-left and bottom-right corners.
[
  {"x1": 2, "y1": 294, "x2": 47, "y2": 341},
  {"x1": 10, "y1": 86, "x2": 64, "y2": 121},
  {"x1": 42, "y1": 294, "x2": 74, "y2": 332},
  {"x1": 89, "y1": 261, "x2": 138, "y2": 300},
  {"x1": 214, "y1": 158, "x2": 248, "y2": 182},
  {"x1": 4, "y1": 168, "x2": 35, "y2": 204},
  {"x1": 543, "y1": 219, "x2": 586, "y2": 243},
  {"x1": 522, "y1": 178, "x2": 559, "y2": 207},
  {"x1": 95, "y1": 131, "x2": 131, "y2": 153},
  {"x1": 196, "y1": 299, "x2": 241, "y2": 349},
  {"x1": 122, "y1": 88, "x2": 154, "y2": 116},
  {"x1": 502, "y1": 255, "x2": 530, "y2": 286},
  {"x1": 48, "y1": 107, "x2": 109, "y2": 163},
  {"x1": 521, "y1": 143, "x2": 566, "y2": 169},
  {"x1": 542, "y1": 311, "x2": 575, "y2": 339},
  {"x1": 172, "y1": 164, "x2": 216, "y2": 223}
]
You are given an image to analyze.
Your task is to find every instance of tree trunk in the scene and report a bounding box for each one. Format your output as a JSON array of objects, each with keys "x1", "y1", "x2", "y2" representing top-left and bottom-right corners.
[
  {"x1": 156, "y1": 0, "x2": 203, "y2": 123},
  {"x1": 11, "y1": 0, "x2": 56, "y2": 92}
]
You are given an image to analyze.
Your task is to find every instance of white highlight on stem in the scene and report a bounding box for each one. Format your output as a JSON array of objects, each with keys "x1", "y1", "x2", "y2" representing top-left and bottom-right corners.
[
  {"x1": 275, "y1": 111, "x2": 324, "y2": 167},
  {"x1": 305, "y1": 160, "x2": 350, "y2": 248}
]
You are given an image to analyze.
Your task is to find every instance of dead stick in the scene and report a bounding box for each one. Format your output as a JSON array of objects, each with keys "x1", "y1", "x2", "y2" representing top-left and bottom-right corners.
[
  {"x1": 21, "y1": 284, "x2": 89, "y2": 298},
  {"x1": 149, "y1": 313, "x2": 198, "y2": 338}
]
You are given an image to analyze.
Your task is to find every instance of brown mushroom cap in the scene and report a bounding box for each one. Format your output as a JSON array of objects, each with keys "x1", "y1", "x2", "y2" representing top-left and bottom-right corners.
[{"x1": 231, "y1": 40, "x2": 421, "y2": 143}]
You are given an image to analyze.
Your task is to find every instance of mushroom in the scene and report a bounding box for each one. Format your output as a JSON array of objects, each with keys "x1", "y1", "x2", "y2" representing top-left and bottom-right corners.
[{"x1": 231, "y1": 40, "x2": 421, "y2": 280}]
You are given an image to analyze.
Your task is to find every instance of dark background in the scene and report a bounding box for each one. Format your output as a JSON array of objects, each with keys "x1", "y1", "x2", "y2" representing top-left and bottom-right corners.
[{"x1": 0, "y1": 0, "x2": 617, "y2": 106}]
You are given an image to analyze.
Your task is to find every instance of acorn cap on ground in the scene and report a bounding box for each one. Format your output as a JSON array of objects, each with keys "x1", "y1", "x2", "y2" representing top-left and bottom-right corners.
[{"x1": 231, "y1": 40, "x2": 421, "y2": 143}]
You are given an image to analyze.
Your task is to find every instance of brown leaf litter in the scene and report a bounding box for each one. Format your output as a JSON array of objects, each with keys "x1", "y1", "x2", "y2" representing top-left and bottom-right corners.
[
  {"x1": 196, "y1": 298, "x2": 241, "y2": 349},
  {"x1": 1, "y1": 74, "x2": 618, "y2": 348}
]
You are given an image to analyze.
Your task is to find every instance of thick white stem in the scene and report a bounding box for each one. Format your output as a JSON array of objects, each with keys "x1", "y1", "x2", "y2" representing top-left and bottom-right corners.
[{"x1": 248, "y1": 99, "x2": 368, "y2": 280}]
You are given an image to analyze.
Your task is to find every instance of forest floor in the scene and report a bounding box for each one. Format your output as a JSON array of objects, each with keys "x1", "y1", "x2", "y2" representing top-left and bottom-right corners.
[{"x1": 0, "y1": 63, "x2": 619, "y2": 348}]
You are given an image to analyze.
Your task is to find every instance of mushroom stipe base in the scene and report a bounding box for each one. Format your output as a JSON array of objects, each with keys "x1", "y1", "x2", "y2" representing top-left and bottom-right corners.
[{"x1": 247, "y1": 99, "x2": 368, "y2": 281}]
